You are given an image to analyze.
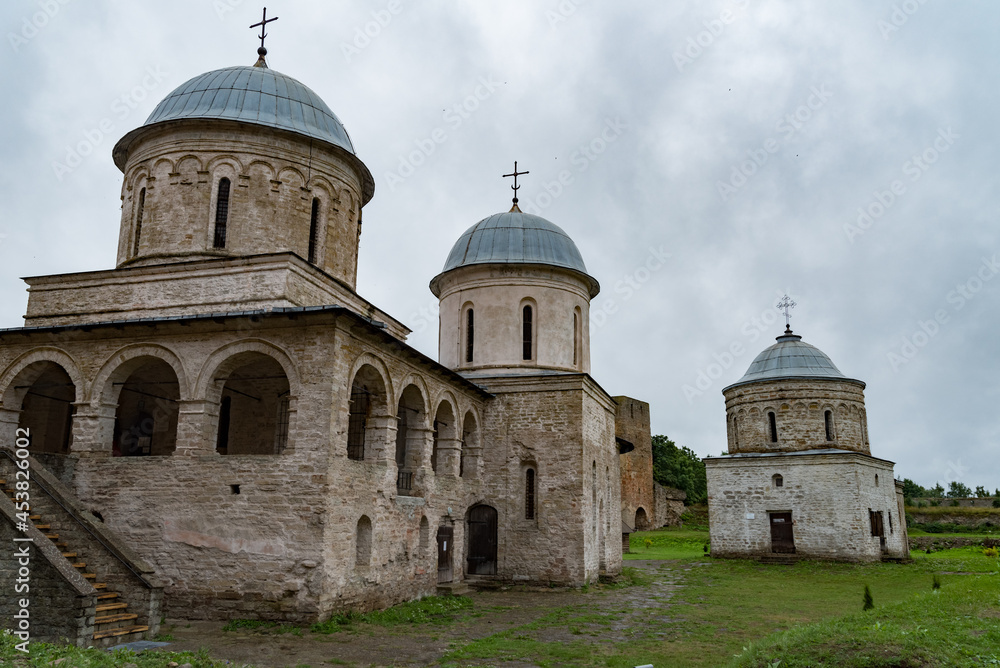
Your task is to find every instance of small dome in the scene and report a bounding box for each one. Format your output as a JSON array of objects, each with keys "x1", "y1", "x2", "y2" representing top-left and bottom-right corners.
[
  {"x1": 144, "y1": 66, "x2": 355, "y2": 153},
  {"x1": 724, "y1": 330, "x2": 863, "y2": 391}
]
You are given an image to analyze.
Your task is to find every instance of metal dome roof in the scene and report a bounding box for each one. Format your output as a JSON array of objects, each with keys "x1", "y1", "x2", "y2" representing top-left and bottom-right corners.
[
  {"x1": 143, "y1": 65, "x2": 356, "y2": 153},
  {"x1": 442, "y1": 210, "x2": 589, "y2": 272},
  {"x1": 724, "y1": 330, "x2": 864, "y2": 391}
]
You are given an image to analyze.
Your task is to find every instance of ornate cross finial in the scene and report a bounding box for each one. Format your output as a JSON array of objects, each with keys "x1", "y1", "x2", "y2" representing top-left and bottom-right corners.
[
  {"x1": 502, "y1": 161, "x2": 529, "y2": 210},
  {"x1": 250, "y1": 7, "x2": 279, "y2": 55},
  {"x1": 777, "y1": 294, "x2": 797, "y2": 332}
]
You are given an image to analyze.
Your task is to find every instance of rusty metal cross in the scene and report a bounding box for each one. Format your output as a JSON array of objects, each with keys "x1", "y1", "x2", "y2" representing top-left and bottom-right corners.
[
  {"x1": 250, "y1": 7, "x2": 279, "y2": 51},
  {"x1": 502, "y1": 161, "x2": 530, "y2": 206}
]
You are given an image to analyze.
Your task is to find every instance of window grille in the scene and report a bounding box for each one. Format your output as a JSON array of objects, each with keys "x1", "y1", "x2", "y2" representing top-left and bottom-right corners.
[
  {"x1": 213, "y1": 178, "x2": 231, "y2": 248},
  {"x1": 275, "y1": 395, "x2": 290, "y2": 453},
  {"x1": 522, "y1": 305, "x2": 533, "y2": 360},
  {"x1": 308, "y1": 197, "x2": 320, "y2": 263},
  {"x1": 525, "y1": 468, "x2": 536, "y2": 519},
  {"x1": 824, "y1": 410, "x2": 834, "y2": 441},
  {"x1": 768, "y1": 412, "x2": 778, "y2": 443},
  {"x1": 465, "y1": 308, "x2": 474, "y2": 363},
  {"x1": 133, "y1": 187, "x2": 146, "y2": 256},
  {"x1": 347, "y1": 386, "x2": 369, "y2": 461}
]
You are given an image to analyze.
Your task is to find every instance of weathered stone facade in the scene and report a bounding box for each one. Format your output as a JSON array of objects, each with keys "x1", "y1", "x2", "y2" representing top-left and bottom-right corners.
[
  {"x1": 614, "y1": 397, "x2": 655, "y2": 530},
  {"x1": 706, "y1": 329, "x2": 909, "y2": 562},
  {"x1": 0, "y1": 55, "x2": 630, "y2": 641}
]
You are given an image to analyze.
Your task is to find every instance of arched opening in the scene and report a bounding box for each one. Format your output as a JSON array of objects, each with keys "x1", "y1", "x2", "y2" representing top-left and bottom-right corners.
[
  {"x1": 133, "y1": 187, "x2": 146, "y2": 257},
  {"x1": 464, "y1": 306, "x2": 475, "y2": 364},
  {"x1": 524, "y1": 467, "x2": 536, "y2": 520},
  {"x1": 824, "y1": 410, "x2": 834, "y2": 441},
  {"x1": 113, "y1": 358, "x2": 180, "y2": 457},
  {"x1": 466, "y1": 504, "x2": 497, "y2": 575},
  {"x1": 768, "y1": 411, "x2": 778, "y2": 443},
  {"x1": 307, "y1": 197, "x2": 321, "y2": 264},
  {"x1": 356, "y1": 515, "x2": 372, "y2": 568},
  {"x1": 460, "y1": 411, "x2": 478, "y2": 478},
  {"x1": 432, "y1": 400, "x2": 456, "y2": 474},
  {"x1": 773, "y1": 474, "x2": 784, "y2": 488},
  {"x1": 572, "y1": 309, "x2": 580, "y2": 367},
  {"x1": 347, "y1": 364, "x2": 387, "y2": 461},
  {"x1": 635, "y1": 507, "x2": 649, "y2": 530},
  {"x1": 215, "y1": 354, "x2": 290, "y2": 455},
  {"x1": 419, "y1": 516, "x2": 430, "y2": 555},
  {"x1": 395, "y1": 385, "x2": 426, "y2": 495},
  {"x1": 213, "y1": 177, "x2": 231, "y2": 249},
  {"x1": 12, "y1": 362, "x2": 76, "y2": 455},
  {"x1": 522, "y1": 303, "x2": 534, "y2": 361}
]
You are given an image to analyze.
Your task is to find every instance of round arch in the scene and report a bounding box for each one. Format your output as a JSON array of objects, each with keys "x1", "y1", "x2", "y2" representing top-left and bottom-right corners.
[{"x1": 0, "y1": 348, "x2": 85, "y2": 408}]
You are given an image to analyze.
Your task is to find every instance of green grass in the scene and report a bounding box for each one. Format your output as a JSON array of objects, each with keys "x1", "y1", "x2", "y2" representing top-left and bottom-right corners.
[
  {"x1": 0, "y1": 636, "x2": 238, "y2": 667},
  {"x1": 311, "y1": 595, "x2": 473, "y2": 632},
  {"x1": 624, "y1": 526, "x2": 712, "y2": 560}
]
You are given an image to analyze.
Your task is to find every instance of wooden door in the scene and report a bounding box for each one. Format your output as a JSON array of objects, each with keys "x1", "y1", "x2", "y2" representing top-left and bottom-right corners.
[
  {"x1": 437, "y1": 526, "x2": 453, "y2": 583},
  {"x1": 467, "y1": 505, "x2": 497, "y2": 575},
  {"x1": 769, "y1": 512, "x2": 795, "y2": 554}
]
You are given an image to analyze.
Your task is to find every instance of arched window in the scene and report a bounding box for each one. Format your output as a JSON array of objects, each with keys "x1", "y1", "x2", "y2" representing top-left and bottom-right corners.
[
  {"x1": 733, "y1": 415, "x2": 739, "y2": 449},
  {"x1": 347, "y1": 384, "x2": 370, "y2": 461},
  {"x1": 307, "y1": 197, "x2": 320, "y2": 264},
  {"x1": 465, "y1": 308, "x2": 475, "y2": 364},
  {"x1": 133, "y1": 187, "x2": 146, "y2": 256},
  {"x1": 525, "y1": 468, "x2": 536, "y2": 519},
  {"x1": 572, "y1": 311, "x2": 579, "y2": 367},
  {"x1": 773, "y1": 474, "x2": 783, "y2": 488},
  {"x1": 522, "y1": 304, "x2": 533, "y2": 361},
  {"x1": 824, "y1": 410, "x2": 834, "y2": 441},
  {"x1": 213, "y1": 178, "x2": 231, "y2": 249},
  {"x1": 419, "y1": 516, "x2": 429, "y2": 554},
  {"x1": 768, "y1": 411, "x2": 778, "y2": 443},
  {"x1": 356, "y1": 516, "x2": 372, "y2": 567}
]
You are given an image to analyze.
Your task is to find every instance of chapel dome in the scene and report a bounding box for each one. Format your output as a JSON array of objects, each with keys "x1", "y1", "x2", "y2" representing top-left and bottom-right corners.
[
  {"x1": 112, "y1": 65, "x2": 373, "y2": 203},
  {"x1": 435, "y1": 209, "x2": 599, "y2": 296},
  {"x1": 724, "y1": 330, "x2": 863, "y2": 391}
]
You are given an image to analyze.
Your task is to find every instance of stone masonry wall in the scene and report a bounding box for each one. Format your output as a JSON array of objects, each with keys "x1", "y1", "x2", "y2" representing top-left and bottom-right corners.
[
  {"x1": 706, "y1": 452, "x2": 908, "y2": 562},
  {"x1": 613, "y1": 396, "x2": 654, "y2": 531}
]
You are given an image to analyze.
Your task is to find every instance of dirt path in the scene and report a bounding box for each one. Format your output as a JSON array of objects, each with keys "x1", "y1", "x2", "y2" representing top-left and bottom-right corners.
[{"x1": 151, "y1": 560, "x2": 701, "y2": 667}]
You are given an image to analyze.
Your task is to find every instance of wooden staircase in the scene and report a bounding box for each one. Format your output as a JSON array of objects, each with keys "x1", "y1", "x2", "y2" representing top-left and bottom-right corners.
[{"x1": 1, "y1": 478, "x2": 149, "y2": 644}]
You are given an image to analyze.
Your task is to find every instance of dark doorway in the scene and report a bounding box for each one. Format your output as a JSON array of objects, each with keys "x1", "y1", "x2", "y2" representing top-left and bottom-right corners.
[
  {"x1": 437, "y1": 525, "x2": 453, "y2": 583},
  {"x1": 769, "y1": 512, "x2": 795, "y2": 554},
  {"x1": 16, "y1": 362, "x2": 76, "y2": 455},
  {"x1": 467, "y1": 505, "x2": 497, "y2": 575}
]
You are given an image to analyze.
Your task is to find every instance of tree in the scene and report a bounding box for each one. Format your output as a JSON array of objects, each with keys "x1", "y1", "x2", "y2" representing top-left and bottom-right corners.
[
  {"x1": 928, "y1": 483, "x2": 946, "y2": 498},
  {"x1": 651, "y1": 435, "x2": 707, "y2": 505},
  {"x1": 975, "y1": 485, "x2": 988, "y2": 498},
  {"x1": 901, "y1": 478, "x2": 926, "y2": 498},
  {"x1": 947, "y1": 481, "x2": 972, "y2": 498}
]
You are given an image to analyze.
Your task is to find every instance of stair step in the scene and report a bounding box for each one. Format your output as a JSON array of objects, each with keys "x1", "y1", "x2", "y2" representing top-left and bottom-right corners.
[
  {"x1": 93, "y1": 583, "x2": 108, "y2": 590},
  {"x1": 34, "y1": 524, "x2": 51, "y2": 530},
  {"x1": 30, "y1": 515, "x2": 41, "y2": 521},
  {"x1": 96, "y1": 602, "x2": 129, "y2": 613},
  {"x1": 92, "y1": 624, "x2": 148, "y2": 640},
  {"x1": 55, "y1": 542, "x2": 67, "y2": 549},
  {"x1": 97, "y1": 592, "x2": 118, "y2": 600},
  {"x1": 44, "y1": 534, "x2": 59, "y2": 540},
  {"x1": 82, "y1": 573, "x2": 96, "y2": 580},
  {"x1": 94, "y1": 613, "x2": 138, "y2": 625},
  {"x1": 62, "y1": 552, "x2": 77, "y2": 558},
  {"x1": 72, "y1": 562, "x2": 87, "y2": 569}
]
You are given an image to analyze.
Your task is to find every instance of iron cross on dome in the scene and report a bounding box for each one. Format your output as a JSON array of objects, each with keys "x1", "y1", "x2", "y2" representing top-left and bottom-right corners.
[
  {"x1": 503, "y1": 161, "x2": 530, "y2": 207},
  {"x1": 777, "y1": 294, "x2": 797, "y2": 330},
  {"x1": 250, "y1": 7, "x2": 279, "y2": 53}
]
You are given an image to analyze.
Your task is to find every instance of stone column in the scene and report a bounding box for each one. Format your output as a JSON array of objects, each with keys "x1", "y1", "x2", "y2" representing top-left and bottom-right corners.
[
  {"x1": 406, "y1": 426, "x2": 434, "y2": 496},
  {"x1": 435, "y1": 437, "x2": 463, "y2": 477},
  {"x1": 69, "y1": 402, "x2": 116, "y2": 458},
  {"x1": 174, "y1": 399, "x2": 217, "y2": 456},
  {"x1": 0, "y1": 407, "x2": 21, "y2": 449},
  {"x1": 364, "y1": 413, "x2": 398, "y2": 463}
]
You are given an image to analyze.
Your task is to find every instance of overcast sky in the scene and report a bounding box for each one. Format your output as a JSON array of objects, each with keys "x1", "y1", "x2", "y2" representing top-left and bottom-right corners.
[{"x1": 1, "y1": 1, "x2": 997, "y2": 491}]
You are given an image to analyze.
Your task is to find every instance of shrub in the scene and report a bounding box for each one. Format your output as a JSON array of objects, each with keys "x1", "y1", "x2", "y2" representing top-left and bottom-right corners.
[
  {"x1": 932, "y1": 574, "x2": 941, "y2": 590},
  {"x1": 930, "y1": 500, "x2": 941, "y2": 507},
  {"x1": 862, "y1": 584, "x2": 874, "y2": 611},
  {"x1": 950, "y1": 499, "x2": 961, "y2": 507},
  {"x1": 983, "y1": 546, "x2": 999, "y2": 558},
  {"x1": 993, "y1": 498, "x2": 1000, "y2": 509}
]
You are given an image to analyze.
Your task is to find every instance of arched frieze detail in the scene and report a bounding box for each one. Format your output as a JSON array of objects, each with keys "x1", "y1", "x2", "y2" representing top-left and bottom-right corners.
[
  {"x1": 91, "y1": 343, "x2": 191, "y2": 407},
  {"x1": 206, "y1": 155, "x2": 245, "y2": 176},
  {"x1": 346, "y1": 352, "x2": 395, "y2": 410},
  {"x1": 0, "y1": 348, "x2": 85, "y2": 408},
  {"x1": 307, "y1": 174, "x2": 339, "y2": 199},
  {"x1": 194, "y1": 339, "x2": 301, "y2": 403},
  {"x1": 277, "y1": 166, "x2": 307, "y2": 190},
  {"x1": 150, "y1": 157, "x2": 175, "y2": 179},
  {"x1": 245, "y1": 159, "x2": 277, "y2": 182},
  {"x1": 128, "y1": 166, "x2": 152, "y2": 192},
  {"x1": 174, "y1": 154, "x2": 204, "y2": 175}
]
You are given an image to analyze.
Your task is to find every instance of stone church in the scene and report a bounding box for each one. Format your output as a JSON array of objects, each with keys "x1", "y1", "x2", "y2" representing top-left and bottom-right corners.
[
  {"x1": 705, "y1": 325, "x2": 909, "y2": 562},
  {"x1": 0, "y1": 46, "x2": 645, "y2": 646}
]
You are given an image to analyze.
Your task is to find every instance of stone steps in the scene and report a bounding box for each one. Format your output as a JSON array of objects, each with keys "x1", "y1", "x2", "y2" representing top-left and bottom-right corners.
[
  {"x1": 436, "y1": 581, "x2": 473, "y2": 596},
  {"x1": 758, "y1": 554, "x2": 799, "y2": 566}
]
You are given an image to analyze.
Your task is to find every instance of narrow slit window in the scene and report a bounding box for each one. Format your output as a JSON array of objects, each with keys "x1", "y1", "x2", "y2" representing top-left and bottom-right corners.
[
  {"x1": 572, "y1": 312, "x2": 579, "y2": 366},
  {"x1": 465, "y1": 308, "x2": 475, "y2": 363},
  {"x1": 275, "y1": 395, "x2": 290, "y2": 453},
  {"x1": 525, "y1": 468, "x2": 536, "y2": 519},
  {"x1": 133, "y1": 187, "x2": 146, "y2": 256},
  {"x1": 768, "y1": 411, "x2": 778, "y2": 443},
  {"x1": 733, "y1": 416, "x2": 739, "y2": 448},
  {"x1": 213, "y1": 178, "x2": 231, "y2": 249},
  {"x1": 522, "y1": 305, "x2": 533, "y2": 361},
  {"x1": 824, "y1": 410, "x2": 834, "y2": 441},
  {"x1": 308, "y1": 197, "x2": 320, "y2": 263}
]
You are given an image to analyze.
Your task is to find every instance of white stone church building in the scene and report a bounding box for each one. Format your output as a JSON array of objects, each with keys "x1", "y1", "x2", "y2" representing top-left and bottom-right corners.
[
  {"x1": 0, "y1": 47, "x2": 630, "y2": 645},
  {"x1": 705, "y1": 326, "x2": 909, "y2": 562}
]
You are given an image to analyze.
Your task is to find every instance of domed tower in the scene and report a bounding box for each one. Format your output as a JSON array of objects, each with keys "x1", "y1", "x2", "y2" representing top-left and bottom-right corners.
[
  {"x1": 722, "y1": 326, "x2": 870, "y2": 455},
  {"x1": 430, "y1": 204, "x2": 600, "y2": 375},
  {"x1": 112, "y1": 54, "x2": 373, "y2": 288}
]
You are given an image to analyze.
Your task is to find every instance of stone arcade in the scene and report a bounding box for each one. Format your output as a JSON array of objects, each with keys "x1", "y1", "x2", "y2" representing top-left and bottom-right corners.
[
  {"x1": 0, "y1": 50, "x2": 643, "y2": 646},
  {"x1": 705, "y1": 327, "x2": 909, "y2": 563}
]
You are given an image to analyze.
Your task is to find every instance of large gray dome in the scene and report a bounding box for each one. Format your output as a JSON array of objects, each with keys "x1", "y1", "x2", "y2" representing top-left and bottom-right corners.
[
  {"x1": 724, "y1": 331, "x2": 863, "y2": 391},
  {"x1": 442, "y1": 210, "x2": 588, "y2": 273},
  {"x1": 143, "y1": 66, "x2": 355, "y2": 153}
]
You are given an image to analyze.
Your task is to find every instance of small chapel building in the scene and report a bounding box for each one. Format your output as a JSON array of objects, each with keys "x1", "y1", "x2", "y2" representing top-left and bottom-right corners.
[
  {"x1": 0, "y1": 44, "x2": 638, "y2": 646},
  {"x1": 705, "y1": 326, "x2": 909, "y2": 562}
]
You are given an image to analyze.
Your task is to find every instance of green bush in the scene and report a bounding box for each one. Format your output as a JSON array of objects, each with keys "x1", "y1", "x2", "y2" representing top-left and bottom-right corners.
[{"x1": 993, "y1": 498, "x2": 1000, "y2": 508}]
